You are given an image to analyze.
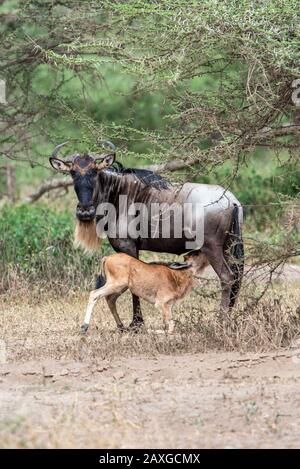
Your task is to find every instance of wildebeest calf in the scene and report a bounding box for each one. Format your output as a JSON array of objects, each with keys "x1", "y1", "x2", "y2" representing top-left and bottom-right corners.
[{"x1": 81, "y1": 251, "x2": 208, "y2": 334}]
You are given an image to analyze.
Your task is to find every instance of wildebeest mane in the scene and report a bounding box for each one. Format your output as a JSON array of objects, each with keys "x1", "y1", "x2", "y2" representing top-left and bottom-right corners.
[{"x1": 106, "y1": 161, "x2": 170, "y2": 190}]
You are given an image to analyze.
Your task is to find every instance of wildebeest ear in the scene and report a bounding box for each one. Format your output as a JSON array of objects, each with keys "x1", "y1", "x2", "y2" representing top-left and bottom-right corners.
[
  {"x1": 49, "y1": 157, "x2": 72, "y2": 173},
  {"x1": 95, "y1": 153, "x2": 115, "y2": 170}
]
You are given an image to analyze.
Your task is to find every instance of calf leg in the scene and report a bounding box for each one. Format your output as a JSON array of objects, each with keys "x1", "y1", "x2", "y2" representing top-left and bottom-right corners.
[
  {"x1": 160, "y1": 303, "x2": 175, "y2": 334},
  {"x1": 81, "y1": 284, "x2": 122, "y2": 333},
  {"x1": 109, "y1": 240, "x2": 143, "y2": 329},
  {"x1": 106, "y1": 293, "x2": 126, "y2": 330}
]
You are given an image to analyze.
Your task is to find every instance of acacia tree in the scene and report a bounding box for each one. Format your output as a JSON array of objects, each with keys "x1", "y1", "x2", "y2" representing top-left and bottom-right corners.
[{"x1": 1, "y1": 0, "x2": 300, "y2": 164}]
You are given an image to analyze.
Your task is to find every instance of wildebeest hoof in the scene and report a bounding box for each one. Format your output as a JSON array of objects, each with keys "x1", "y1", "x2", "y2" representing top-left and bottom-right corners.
[
  {"x1": 117, "y1": 324, "x2": 127, "y2": 333},
  {"x1": 81, "y1": 323, "x2": 89, "y2": 333},
  {"x1": 128, "y1": 321, "x2": 144, "y2": 333},
  {"x1": 129, "y1": 319, "x2": 144, "y2": 329}
]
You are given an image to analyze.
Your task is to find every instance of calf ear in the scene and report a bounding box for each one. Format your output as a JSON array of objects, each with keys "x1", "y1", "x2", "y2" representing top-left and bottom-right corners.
[
  {"x1": 95, "y1": 153, "x2": 115, "y2": 170},
  {"x1": 169, "y1": 262, "x2": 190, "y2": 270},
  {"x1": 49, "y1": 157, "x2": 72, "y2": 173}
]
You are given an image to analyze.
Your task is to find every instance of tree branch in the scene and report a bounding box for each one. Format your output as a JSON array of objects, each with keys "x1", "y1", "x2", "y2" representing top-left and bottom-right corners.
[
  {"x1": 144, "y1": 158, "x2": 199, "y2": 173},
  {"x1": 23, "y1": 177, "x2": 72, "y2": 203}
]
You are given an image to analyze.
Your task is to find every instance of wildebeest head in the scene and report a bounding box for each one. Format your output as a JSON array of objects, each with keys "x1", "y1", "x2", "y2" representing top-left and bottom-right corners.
[{"x1": 49, "y1": 141, "x2": 115, "y2": 221}]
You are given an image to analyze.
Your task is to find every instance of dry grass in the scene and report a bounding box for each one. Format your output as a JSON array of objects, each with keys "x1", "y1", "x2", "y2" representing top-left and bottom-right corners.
[
  {"x1": 1, "y1": 279, "x2": 300, "y2": 363},
  {"x1": 1, "y1": 279, "x2": 300, "y2": 449}
]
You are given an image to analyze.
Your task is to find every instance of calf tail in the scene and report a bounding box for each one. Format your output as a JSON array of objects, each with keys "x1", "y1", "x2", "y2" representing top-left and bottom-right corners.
[
  {"x1": 95, "y1": 256, "x2": 107, "y2": 289},
  {"x1": 228, "y1": 204, "x2": 244, "y2": 308}
]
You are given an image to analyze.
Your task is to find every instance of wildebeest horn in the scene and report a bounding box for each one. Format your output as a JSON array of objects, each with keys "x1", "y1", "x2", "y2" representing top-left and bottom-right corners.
[
  {"x1": 51, "y1": 142, "x2": 69, "y2": 158},
  {"x1": 99, "y1": 140, "x2": 116, "y2": 152}
]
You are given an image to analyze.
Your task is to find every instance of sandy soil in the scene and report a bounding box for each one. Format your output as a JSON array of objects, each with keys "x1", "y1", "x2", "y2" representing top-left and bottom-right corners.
[
  {"x1": 1, "y1": 349, "x2": 300, "y2": 448},
  {"x1": 1, "y1": 264, "x2": 300, "y2": 448}
]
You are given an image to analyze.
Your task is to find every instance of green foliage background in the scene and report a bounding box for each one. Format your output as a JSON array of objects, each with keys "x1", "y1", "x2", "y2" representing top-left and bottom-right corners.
[
  {"x1": 0, "y1": 0, "x2": 299, "y2": 289},
  {"x1": 0, "y1": 204, "x2": 113, "y2": 291}
]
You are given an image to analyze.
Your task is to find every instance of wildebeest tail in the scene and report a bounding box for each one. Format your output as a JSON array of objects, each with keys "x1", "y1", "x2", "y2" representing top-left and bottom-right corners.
[
  {"x1": 95, "y1": 256, "x2": 107, "y2": 289},
  {"x1": 228, "y1": 204, "x2": 244, "y2": 307}
]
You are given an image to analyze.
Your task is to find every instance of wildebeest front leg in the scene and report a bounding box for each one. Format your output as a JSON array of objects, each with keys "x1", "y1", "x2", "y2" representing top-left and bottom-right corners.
[{"x1": 129, "y1": 294, "x2": 144, "y2": 329}]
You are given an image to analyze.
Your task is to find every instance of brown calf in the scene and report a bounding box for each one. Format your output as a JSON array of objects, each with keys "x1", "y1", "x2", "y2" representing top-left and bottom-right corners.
[{"x1": 81, "y1": 251, "x2": 208, "y2": 334}]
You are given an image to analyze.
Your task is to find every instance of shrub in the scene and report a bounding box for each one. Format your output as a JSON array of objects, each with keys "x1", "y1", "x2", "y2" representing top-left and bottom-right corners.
[{"x1": 0, "y1": 203, "x2": 110, "y2": 292}]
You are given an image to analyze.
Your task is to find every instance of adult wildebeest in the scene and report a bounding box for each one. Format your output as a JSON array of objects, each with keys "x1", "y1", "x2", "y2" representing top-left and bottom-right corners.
[
  {"x1": 49, "y1": 141, "x2": 244, "y2": 329},
  {"x1": 81, "y1": 251, "x2": 209, "y2": 334}
]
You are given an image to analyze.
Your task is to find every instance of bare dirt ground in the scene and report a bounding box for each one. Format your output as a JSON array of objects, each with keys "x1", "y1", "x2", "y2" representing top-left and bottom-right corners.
[
  {"x1": 1, "y1": 351, "x2": 300, "y2": 448},
  {"x1": 1, "y1": 266, "x2": 300, "y2": 448}
]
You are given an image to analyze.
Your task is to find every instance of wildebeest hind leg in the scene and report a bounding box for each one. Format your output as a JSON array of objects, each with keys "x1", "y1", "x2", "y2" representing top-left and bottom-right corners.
[{"x1": 202, "y1": 245, "x2": 234, "y2": 315}]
